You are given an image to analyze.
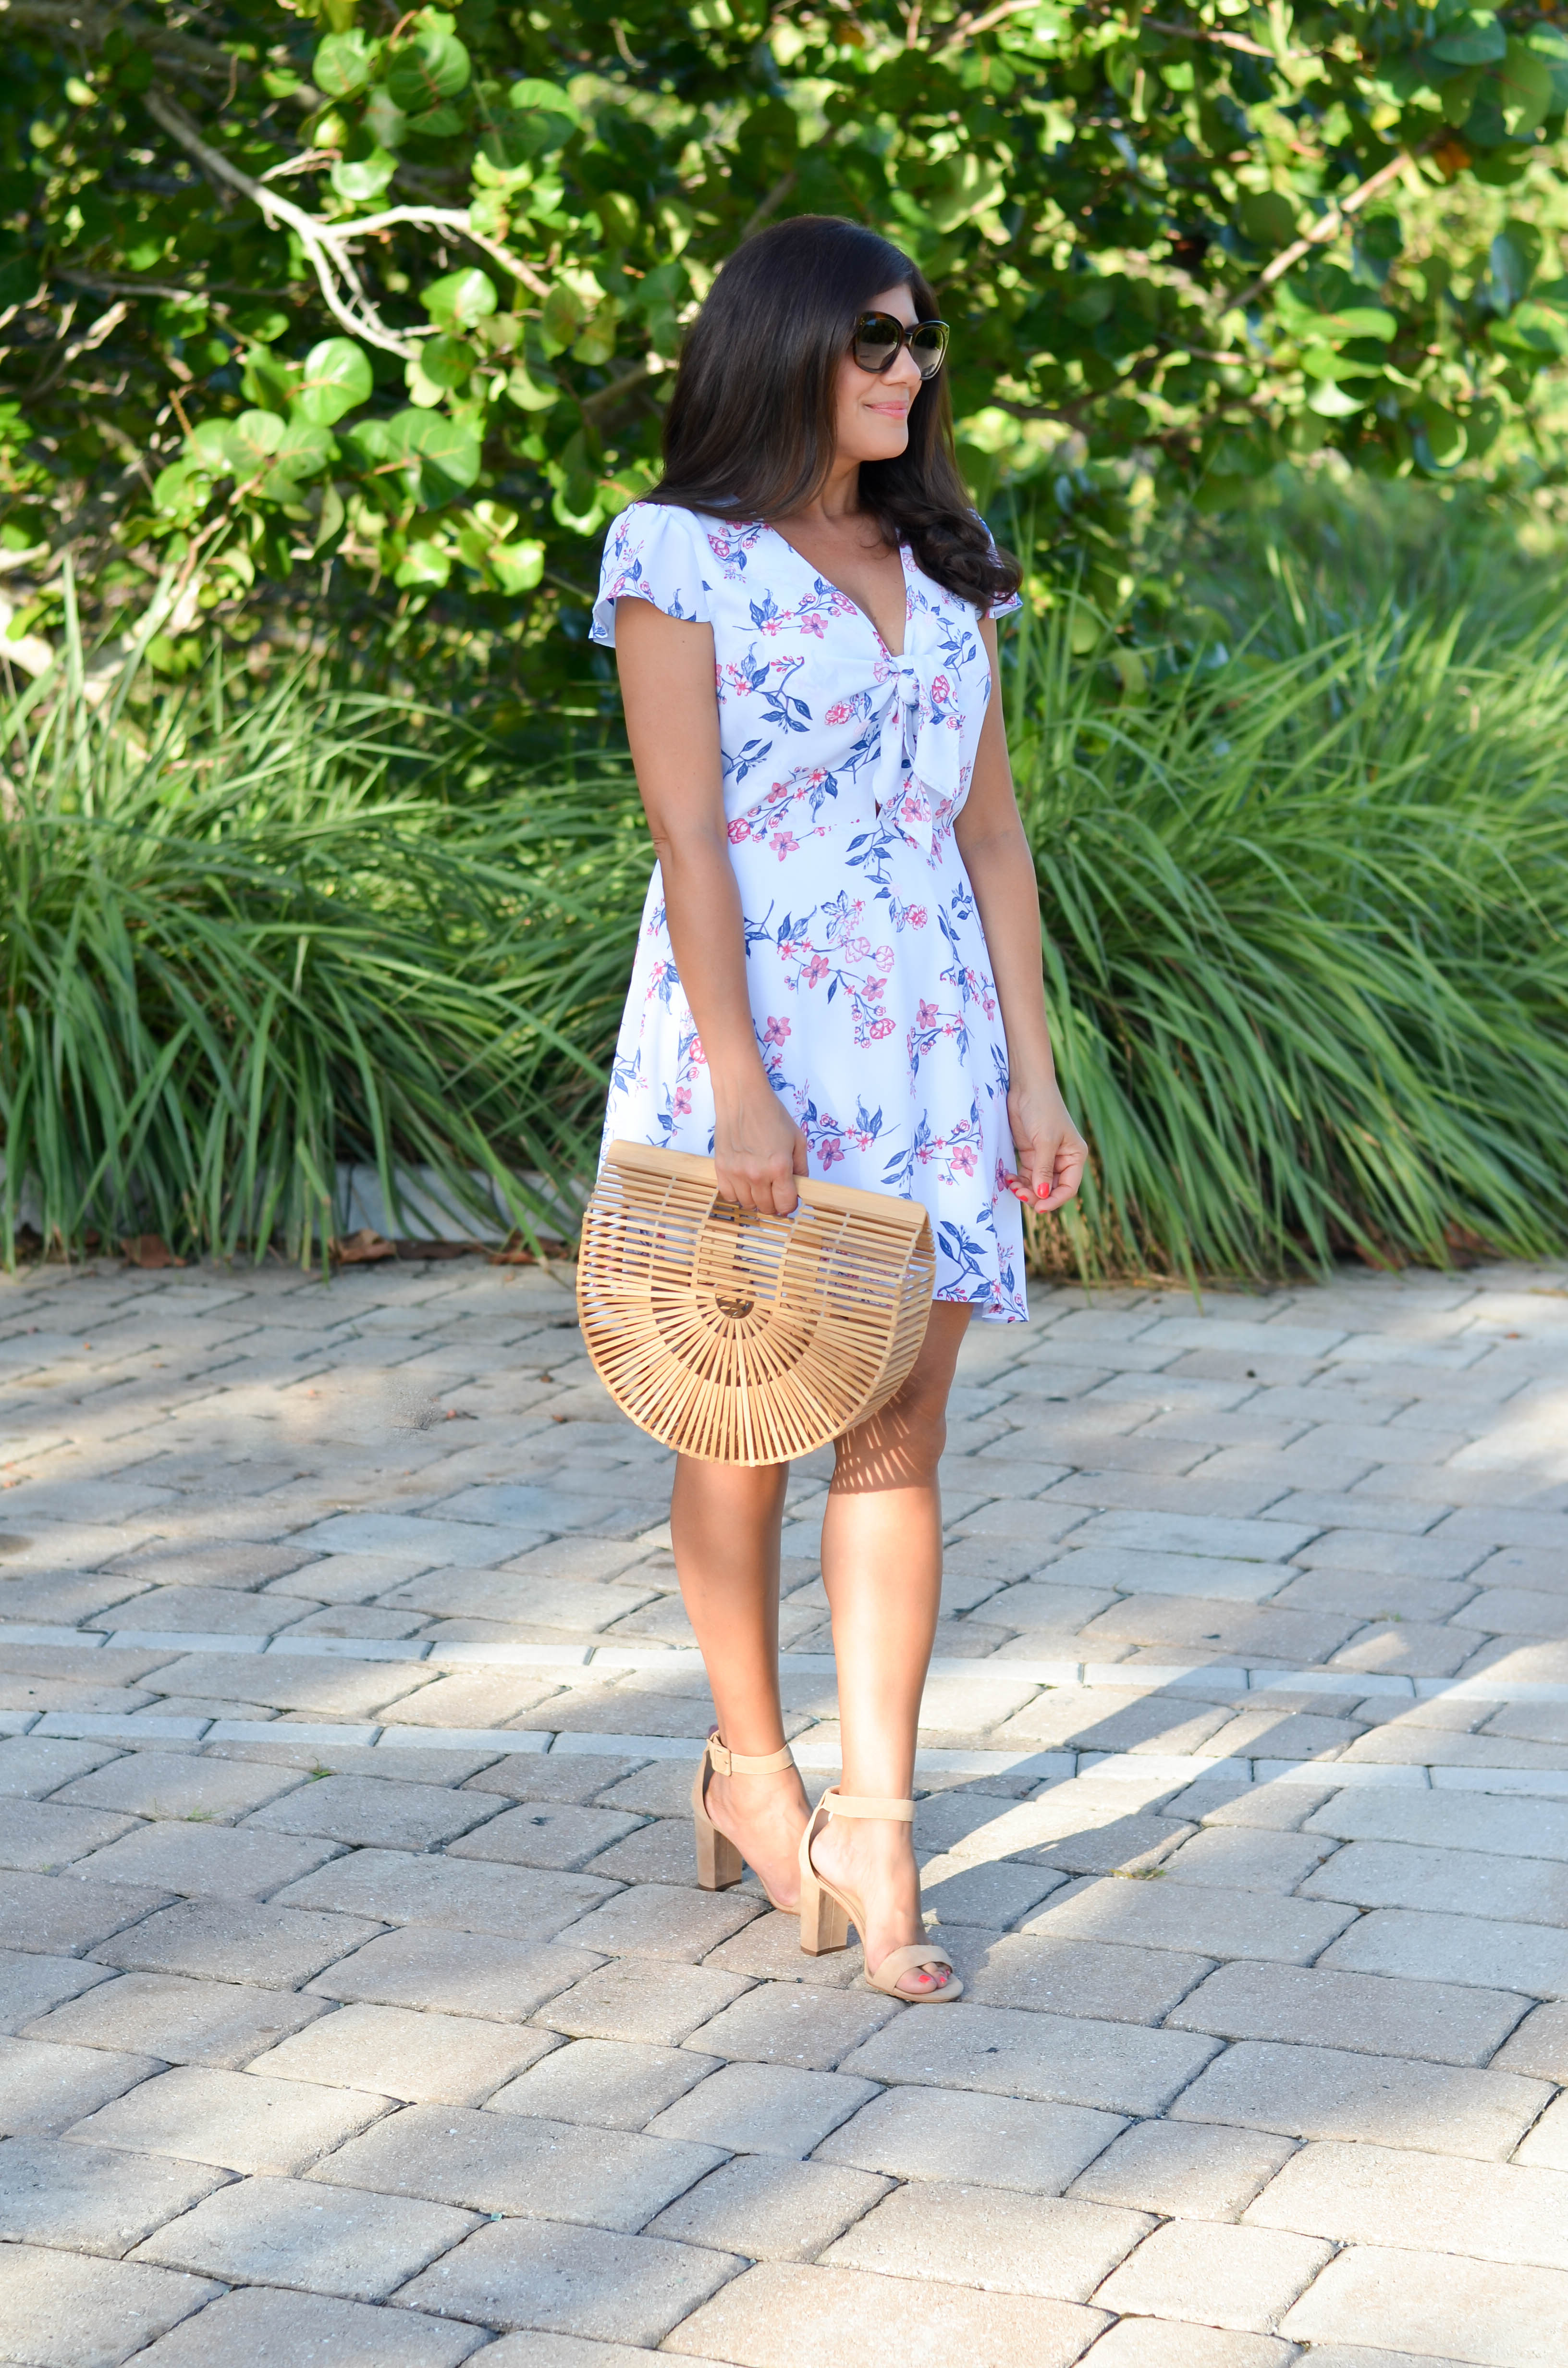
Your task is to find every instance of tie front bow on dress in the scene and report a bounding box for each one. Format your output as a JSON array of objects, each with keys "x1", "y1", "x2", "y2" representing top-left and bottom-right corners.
[{"x1": 867, "y1": 652, "x2": 967, "y2": 863}]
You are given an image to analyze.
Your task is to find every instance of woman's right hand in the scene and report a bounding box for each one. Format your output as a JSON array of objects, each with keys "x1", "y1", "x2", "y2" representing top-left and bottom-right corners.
[{"x1": 714, "y1": 1078, "x2": 809, "y2": 1215}]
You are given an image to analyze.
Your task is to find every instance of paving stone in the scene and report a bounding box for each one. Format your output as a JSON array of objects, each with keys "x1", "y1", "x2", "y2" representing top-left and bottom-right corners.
[
  {"x1": 840, "y1": 2002, "x2": 1219, "y2": 2117},
  {"x1": 1021, "y1": 1875, "x2": 1354, "y2": 1964},
  {"x1": 822, "y1": 2177, "x2": 1151, "y2": 2299},
  {"x1": 291, "y1": 1514, "x2": 550, "y2": 1566},
  {"x1": 662, "y1": 2257, "x2": 1108, "y2": 2367},
  {"x1": 453, "y1": 2334, "x2": 653, "y2": 2368},
  {"x1": 1074, "y1": 1597, "x2": 1358, "y2": 1663},
  {"x1": 1321, "y1": 1906, "x2": 1568, "y2": 1998},
  {"x1": 557, "y1": 1880, "x2": 760, "y2": 1963},
  {"x1": 137, "y1": 1650, "x2": 433, "y2": 1719},
  {"x1": 1305, "y1": 1788, "x2": 1568, "y2": 1861},
  {"x1": 701, "y1": 1907, "x2": 867, "y2": 1988},
  {"x1": 0, "y1": 2242, "x2": 222, "y2": 2368},
  {"x1": 994, "y1": 1689, "x2": 1237, "y2": 1753},
  {"x1": 52, "y1": 1751, "x2": 307, "y2": 1823},
  {"x1": 961, "y1": 1933, "x2": 1213, "y2": 2023},
  {"x1": 1076, "y1": 2326, "x2": 1297, "y2": 2368},
  {"x1": 448, "y1": 1801, "x2": 645, "y2": 1871},
  {"x1": 1247, "y1": 2137, "x2": 1568, "y2": 2269},
  {"x1": 0, "y1": 2035, "x2": 159, "y2": 2135},
  {"x1": 307, "y1": 1926, "x2": 600, "y2": 2022},
  {"x1": 463, "y1": 1755, "x2": 649, "y2": 1806},
  {"x1": 92, "y1": 1899, "x2": 382, "y2": 1988},
  {"x1": 1303, "y1": 1838, "x2": 1568, "y2": 1927},
  {"x1": 1168, "y1": 2038, "x2": 1551, "y2": 2159},
  {"x1": 1515, "y1": 2091, "x2": 1568, "y2": 2168},
  {"x1": 107, "y1": 1542, "x2": 316, "y2": 1591},
  {"x1": 816, "y1": 2084, "x2": 1123, "y2": 2195},
  {"x1": 1094, "y1": 2218, "x2": 1332, "y2": 2331},
  {"x1": 536, "y1": 1959, "x2": 753, "y2": 2049},
  {"x1": 1181, "y1": 1779, "x2": 1338, "y2": 1830},
  {"x1": 72, "y1": 1820, "x2": 343, "y2": 1899},
  {"x1": 646, "y1": 2061, "x2": 877, "y2": 2158},
  {"x1": 678, "y1": 1984, "x2": 898, "y2": 2072},
  {"x1": 273, "y1": 1848, "x2": 616, "y2": 1939},
  {"x1": 132, "y1": 2170, "x2": 478, "y2": 2301},
  {"x1": 248, "y1": 1772, "x2": 501, "y2": 1850},
  {"x1": 1009, "y1": 1808, "x2": 1197, "y2": 1880},
  {"x1": 69, "y1": 2064, "x2": 391, "y2": 2172},
  {"x1": 1279, "y1": 2243, "x2": 1568, "y2": 2365},
  {"x1": 312, "y1": 2098, "x2": 722, "y2": 2230},
  {"x1": 647, "y1": 2155, "x2": 892, "y2": 2262},
  {"x1": 0, "y1": 2134, "x2": 226, "y2": 2255},
  {"x1": 24, "y1": 1971, "x2": 331, "y2": 2066},
  {"x1": 1068, "y1": 2118, "x2": 1296, "y2": 2221},
  {"x1": 90, "y1": 1586, "x2": 302, "y2": 1634},
  {"x1": 249, "y1": 1999, "x2": 553, "y2": 2105},
  {"x1": 0, "y1": 1946, "x2": 115, "y2": 2033},
  {"x1": 381, "y1": 1671, "x2": 576, "y2": 1728},
  {"x1": 0, "y1": 1738, "x2": 121, "y2": 1798},
  {"x1": 1166, "y1": 1960, "x2": 1530, "y2": 2065},
  {"x1": 487, "y1": 2038, "x2": 718, "y2": 2131},
  {"x1": 394, "y1": 2217, "x2": 741, "y2": 2347},
  {"x1": 1155, "y1": 1825, "x2": 1336, "y2": 1891},
  {"x1": 1490, "y1": 1999, "x2": 1568, "y2": 2080},
  {"x1": 126, "y1": 2284, "x2": 486, "y2": 2368},
  {"x1": 0, "y1": 1799, "x2": 142, "y2": 1873}
]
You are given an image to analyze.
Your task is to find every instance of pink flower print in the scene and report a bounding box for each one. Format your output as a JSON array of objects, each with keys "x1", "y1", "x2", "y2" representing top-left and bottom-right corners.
[
  {"x1": 769, "y1": 830, "x2": 799, "y2": 862},
  {"x1": 688, "y1": 1038, "x2": 708, "y2": 1068},
  {"x1": 931, "y1": 672, "x2": 952, "y2": 710},
  {"x1": 909, "y1": 906, "x2": 928, "y2": 928},
  {"x1": 952, "y1": 1146, "x2": 977, "y2": 1177},
  {"x1": 762, "y1": 1016, "x2": 791, "y2": 1050},
  {"x1": 916, "y1": 999, "x2": 940, "y2": 1029},
  {"x1": 673, "y1": 1085, "x2": 692, "y2": 1118},
  {"x1": 823, "y1": 702, "x2": 851, "y2": 725},
  {"x1": 726, "y1": 819, "x2": 748, "y2": 845},
  {"x1": 817, "y1": 1135, "x2": 845, "y2": 1168},
  {"x1": 804, "y1": 954, "x2": 831, "y2": 988},
  {"x1": 868, "y1": 1014, "x2": 895, "y2": 1041}
]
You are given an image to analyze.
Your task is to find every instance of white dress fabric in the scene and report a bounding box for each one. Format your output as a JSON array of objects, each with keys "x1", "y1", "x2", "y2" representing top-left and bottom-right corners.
[{"x1": 591, "y1": 499, "x2": 1027, "y2": 1323}]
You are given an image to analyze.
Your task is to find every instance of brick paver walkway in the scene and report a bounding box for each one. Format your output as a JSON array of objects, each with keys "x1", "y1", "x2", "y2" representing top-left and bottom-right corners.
[{"x1": 1, "y1": 1251, "x2": 1566, "y2": 2368}]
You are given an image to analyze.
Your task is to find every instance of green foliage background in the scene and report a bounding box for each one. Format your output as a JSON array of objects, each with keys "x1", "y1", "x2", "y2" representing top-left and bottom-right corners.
[{"x1": 7, "y1": 0, "x2": 1568, "y2": 694}]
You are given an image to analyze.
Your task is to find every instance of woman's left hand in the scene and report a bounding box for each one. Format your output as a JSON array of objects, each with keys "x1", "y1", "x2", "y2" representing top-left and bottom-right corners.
[{"x1": 1004, "y1": 1078, "x2": 1089, "y2": 1213}]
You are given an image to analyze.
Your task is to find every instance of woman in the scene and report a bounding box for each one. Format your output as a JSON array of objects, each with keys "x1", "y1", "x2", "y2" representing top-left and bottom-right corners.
[{"x1": 591, "y1": 215, "x2": 1086, "y2": 2001}]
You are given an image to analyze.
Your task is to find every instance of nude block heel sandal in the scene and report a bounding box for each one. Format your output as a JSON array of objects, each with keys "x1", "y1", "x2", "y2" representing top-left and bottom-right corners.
[
  {"x1": 692, "y1": 1730, "x2": 798, "y2": 1910},
  {"x1": 797, "y1": 1785, "x2": 962, "y2": 2002}
]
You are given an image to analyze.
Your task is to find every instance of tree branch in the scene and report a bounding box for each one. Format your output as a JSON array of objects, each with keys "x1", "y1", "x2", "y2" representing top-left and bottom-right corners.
[
  {"x1": 346, "y1": 205, "x2": 549, "y2": 299},
  {"x1": 1216, "y1": 146, "x2": 1422, "y2": 315},
  {"x1": 145, "y1": 90, "x2": 420, "y2": 356}
]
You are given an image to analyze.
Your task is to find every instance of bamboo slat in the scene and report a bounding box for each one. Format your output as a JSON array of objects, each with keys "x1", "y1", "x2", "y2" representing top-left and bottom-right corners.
[{"x1": 576, "y1": 1140, "x2": 936, "y2": 1464}]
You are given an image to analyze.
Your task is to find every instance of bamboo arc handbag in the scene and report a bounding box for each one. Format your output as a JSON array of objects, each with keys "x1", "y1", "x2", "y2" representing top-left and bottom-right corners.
[{"x1": 576, "y1": 1140, "x2": 937, "y2": 1465}]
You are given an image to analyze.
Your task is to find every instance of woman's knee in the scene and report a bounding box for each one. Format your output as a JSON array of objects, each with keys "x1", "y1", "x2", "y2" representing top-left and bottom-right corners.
[{"x1": 833, "y1": 1376, "x2": 947, "y2": 1489}]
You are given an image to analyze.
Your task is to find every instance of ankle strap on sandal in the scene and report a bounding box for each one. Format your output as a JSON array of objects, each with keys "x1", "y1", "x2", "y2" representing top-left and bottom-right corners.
[
  {"x1": 821, "y1": 1789, "x2": 915, "y2": 1821},
  {"x1": 705, "y1": 1734, "x2": 796, "y2": 1777}
]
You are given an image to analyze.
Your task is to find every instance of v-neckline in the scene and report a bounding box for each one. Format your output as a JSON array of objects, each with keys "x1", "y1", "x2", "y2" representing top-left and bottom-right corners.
[{"x1": 760, "y1": 521, "x2": 909, "y2": 660}]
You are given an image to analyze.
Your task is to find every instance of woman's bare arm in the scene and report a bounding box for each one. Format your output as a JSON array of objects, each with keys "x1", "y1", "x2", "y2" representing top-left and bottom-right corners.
[
  {"x1": 615, "y1": 596, "x2": 807, "y2": 1213},
  {"x1": 954, "y1": 617, "x2": 1088, "y2": 1213}
]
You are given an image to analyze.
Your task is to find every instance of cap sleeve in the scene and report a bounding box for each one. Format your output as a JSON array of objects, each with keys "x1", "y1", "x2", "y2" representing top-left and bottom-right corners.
[
  {"x1": 979, "y1": 519, "x2": 1022, "y2": 620},
  {"x1": 591, "y1": 502, "x2": 714, "y2": 645}
]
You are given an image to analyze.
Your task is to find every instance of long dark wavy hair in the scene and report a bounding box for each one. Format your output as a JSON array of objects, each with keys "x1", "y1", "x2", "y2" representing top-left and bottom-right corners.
[{"x1": 647, "y1": 215, "x2": 1020, "y2": 615}]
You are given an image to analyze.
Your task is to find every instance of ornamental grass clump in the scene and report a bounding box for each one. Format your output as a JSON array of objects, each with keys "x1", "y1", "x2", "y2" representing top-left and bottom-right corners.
[
  {"x1": 1009, "y1": 583, "x2": 1568, "y2": 1281},
  {"x1": 0, "y1": 596, "x2": 642, "y2": 1265}
]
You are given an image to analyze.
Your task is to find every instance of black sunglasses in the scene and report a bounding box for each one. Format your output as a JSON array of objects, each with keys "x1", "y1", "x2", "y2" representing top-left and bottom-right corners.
[{"x1": 852, "y1": 311, "x2": 950, "y2": 381}]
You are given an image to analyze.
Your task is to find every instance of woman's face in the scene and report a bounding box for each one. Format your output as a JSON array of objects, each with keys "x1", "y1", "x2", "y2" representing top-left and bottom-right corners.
[{"x1": 833, "y1": 282, "x2": 925, "y2": 467}]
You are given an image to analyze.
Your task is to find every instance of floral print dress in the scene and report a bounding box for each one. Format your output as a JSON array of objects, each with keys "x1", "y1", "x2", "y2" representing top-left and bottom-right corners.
[{"x1": 591, "y1": 499, "x2": 1027, "y2": 1323}]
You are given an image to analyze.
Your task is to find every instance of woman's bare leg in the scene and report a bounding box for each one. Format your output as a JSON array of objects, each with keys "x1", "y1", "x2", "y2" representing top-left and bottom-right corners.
[
  {"x1": 670, "y1": 1455, "x2": 809, "y2": 1906},
  {"x1": 810, "y1": 1301, "x2": 971, "y2": 1994}
]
